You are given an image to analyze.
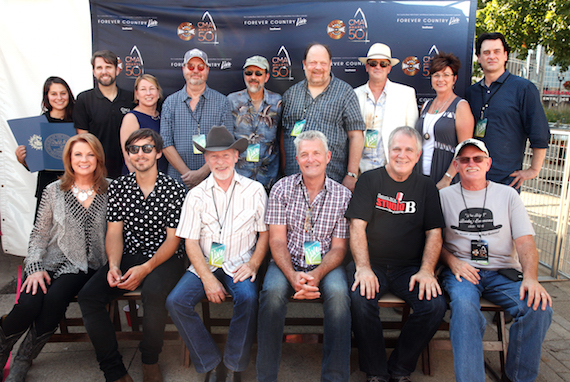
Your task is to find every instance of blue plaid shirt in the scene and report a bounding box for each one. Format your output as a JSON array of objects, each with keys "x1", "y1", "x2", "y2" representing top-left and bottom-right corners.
[
  {"x1": 227, "y1": 88, "x2": 282, "y2": 190},
  {"x1": 281, "y1": 75, "x2": 364, "y2": 183},
  {"x1": 160, "y1": 85, "x2": 234, "y2": 185}
]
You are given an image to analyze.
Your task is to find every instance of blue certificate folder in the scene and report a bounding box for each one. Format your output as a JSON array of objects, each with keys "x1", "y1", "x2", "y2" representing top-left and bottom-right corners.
[{"x1": 8, "y1": 115, "x2": 75, "y2": 172}]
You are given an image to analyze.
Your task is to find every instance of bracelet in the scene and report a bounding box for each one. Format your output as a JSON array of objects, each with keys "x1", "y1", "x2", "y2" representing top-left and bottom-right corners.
[
  {"x1": 347, "y1": 172, "x2": 358, "y2": 179},
  {"x1": 444, "y1": 172, "x2": 452, "y2": 179}
]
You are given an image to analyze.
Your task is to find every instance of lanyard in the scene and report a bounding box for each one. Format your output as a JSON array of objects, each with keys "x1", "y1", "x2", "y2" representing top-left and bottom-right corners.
[
  {"x1": 249, "y1": 97, "x2": 264, "y2": 136},
  {"x1": 211, "y1": 182, "x2": 237, "y2": 238},
  {"x1": 479, "y1": 73, "x2": 510, "y2": 120},
  {"x1": 302, "y1": 186, "x2": 326, "y2": 241},
  {"x1": 186, "y1": 95, "x2": 205, "y2": 132},
  {"x1": 459, "y1": 182, "x2": 488, "y2": 240}
]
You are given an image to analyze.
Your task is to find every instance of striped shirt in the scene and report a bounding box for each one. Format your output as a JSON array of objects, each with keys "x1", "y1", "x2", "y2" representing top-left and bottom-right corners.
[
  {"x1": 265, "y1": 174, "x2": 351, "y2": 272},
  {"x1": 176, "y1": 171, "x2": 267, "y2": 277},
  {"x1": 160, "y1": 85, "x2": 234, "y2": 185}
]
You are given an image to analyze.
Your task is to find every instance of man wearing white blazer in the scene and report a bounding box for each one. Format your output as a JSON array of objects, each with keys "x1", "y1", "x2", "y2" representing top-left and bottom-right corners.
[{"x1": 355, "y1": 43, "x2": 419, "y2": 173}]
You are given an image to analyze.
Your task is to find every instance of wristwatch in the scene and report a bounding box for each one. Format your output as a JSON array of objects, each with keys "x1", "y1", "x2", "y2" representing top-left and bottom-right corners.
[{"x1": 347, "y1": 172, "x2": 358, "y2": 179}]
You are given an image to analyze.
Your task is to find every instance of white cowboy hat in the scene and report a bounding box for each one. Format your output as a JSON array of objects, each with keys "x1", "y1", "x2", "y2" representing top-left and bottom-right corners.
[{"x1": 358, "y1": 43, "x2": 399, "y2": 66}]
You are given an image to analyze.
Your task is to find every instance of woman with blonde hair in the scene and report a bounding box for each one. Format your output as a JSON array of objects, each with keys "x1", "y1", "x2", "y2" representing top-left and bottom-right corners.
[
  {"x1": 1, "y1": 133, "x2": 109, "y2": 382},
  {"x1": 120, "y1": 74, "x2": 167, "y2": 173}
]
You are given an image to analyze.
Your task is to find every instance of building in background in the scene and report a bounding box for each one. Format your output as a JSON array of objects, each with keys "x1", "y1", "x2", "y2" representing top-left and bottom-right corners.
[{"x1": 506, "y1": 48, "x2": 569, "y2": 109}]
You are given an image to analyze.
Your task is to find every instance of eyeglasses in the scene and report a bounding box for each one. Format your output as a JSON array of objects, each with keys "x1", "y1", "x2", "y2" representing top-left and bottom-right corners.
[
  {"x1": 432, "y1": 73, "x2": 454, "y2": 79},
  {"x1": 186, "y1": 63, "x2": 206, "y2": 72},
  {"x1": 244, "y1": 70, "x2": 264, "y2": 77},
  {"x1": 368, "y1": 60, "x2": 390, "y2": 68},
  {"x1": 126, "y1": 144, "x2": 155, "y2": 154},
  {"x1": 455, "y1": 155, "x2": 488, "y2": 164}
]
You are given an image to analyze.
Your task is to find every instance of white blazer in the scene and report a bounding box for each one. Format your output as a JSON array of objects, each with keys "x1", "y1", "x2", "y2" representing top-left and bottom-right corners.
[{"x1": 355, "y1": 79, "x2": 419, "y2": 172}]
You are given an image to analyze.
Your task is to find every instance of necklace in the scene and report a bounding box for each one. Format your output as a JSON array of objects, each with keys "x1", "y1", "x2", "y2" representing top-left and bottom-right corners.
[
  {"x1": 72, "y1": 184, "x2": 95, "y2": 202},
  {"x1": 433, "y1": 93, "x2": 454, "y2": 114}
]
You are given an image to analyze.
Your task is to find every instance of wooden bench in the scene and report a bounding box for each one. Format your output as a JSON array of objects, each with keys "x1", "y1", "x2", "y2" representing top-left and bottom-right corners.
[
  {"x1": 49, "y1": 291, "x2": 180, "y2": 342},
  {"x1": 426, "y1": 298, "x2": 507, "y2": 378},
  {"x1": 50, "y1": 291, "x2": 507, "y2": 377}
]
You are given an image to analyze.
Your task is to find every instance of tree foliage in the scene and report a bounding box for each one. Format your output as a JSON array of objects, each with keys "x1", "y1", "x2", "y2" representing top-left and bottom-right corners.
[{"x1": 477, "y1": 0, "x2": 570, "y2": 71}]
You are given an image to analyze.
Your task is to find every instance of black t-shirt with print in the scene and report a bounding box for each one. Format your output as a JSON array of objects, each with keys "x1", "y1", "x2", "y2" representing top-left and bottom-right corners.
[{"x1": 346, "y1": 167, "x2": 444, "y2": 267}]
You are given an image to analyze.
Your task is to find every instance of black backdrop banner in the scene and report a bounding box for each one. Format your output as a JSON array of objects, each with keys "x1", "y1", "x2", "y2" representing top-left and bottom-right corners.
[{"x1": 90, "y1": 0, "x2": 477, "y2": 104}]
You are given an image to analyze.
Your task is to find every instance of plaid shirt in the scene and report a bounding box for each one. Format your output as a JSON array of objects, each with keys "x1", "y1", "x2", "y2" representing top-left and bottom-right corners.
[
  {"x1": 160, "y1": 85, "x2": 234, "y2": 185},
  {"x1": 281, "y1": 75, "x2": 364, "y2": 183},
  {"x1": 265, "y1": 173, "x2": 351, "y2": 272}
]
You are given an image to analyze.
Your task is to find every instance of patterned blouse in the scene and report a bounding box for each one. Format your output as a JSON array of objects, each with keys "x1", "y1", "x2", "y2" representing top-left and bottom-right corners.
[{"x1": 25, "y1": 180, "x2": 108, "y2": 278}]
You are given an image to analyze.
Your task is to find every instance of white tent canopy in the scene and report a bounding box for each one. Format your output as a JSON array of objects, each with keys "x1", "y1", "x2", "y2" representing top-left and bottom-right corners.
[{"x1": 0, "y1": 0, "x2": 93, "y2": 256}]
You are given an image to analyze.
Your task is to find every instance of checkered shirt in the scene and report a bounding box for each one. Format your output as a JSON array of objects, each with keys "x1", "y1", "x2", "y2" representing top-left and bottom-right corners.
[
  {"x1": 265, "y1": 173, "x2": 351, "y2": 272},
  {"x1": 281, "y1": 75, "x2": 364, "y2": 183},
  {"x1": 160, "y1": 85, "x2": 234, "y2": 185}
]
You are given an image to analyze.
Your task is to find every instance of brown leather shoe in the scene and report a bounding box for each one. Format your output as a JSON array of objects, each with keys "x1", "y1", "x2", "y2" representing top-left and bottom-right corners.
[
  {"x1": 113, "y1": 374, "x2": 134, "y2": 382},
  {"x1": 143, "y1": 363, "x2": 164, "y2": 382}
]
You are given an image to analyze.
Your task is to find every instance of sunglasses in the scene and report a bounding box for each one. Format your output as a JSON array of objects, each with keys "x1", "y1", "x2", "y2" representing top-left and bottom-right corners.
[
  {"x1": 127, "y1": 144, "x2": 155, "y2": 154},
  {"x1": 244, "y1": 70, "x2": 264, "y2": 77},
  {"x1": 186, "y1": 63, "x2": 206, "y2": 72},
  {"x1": 456, "y1": 155, "x2": 488, "y2": 164},
  {"x1": 368, "y1": 60, "x2": 390, "y2": 68}
]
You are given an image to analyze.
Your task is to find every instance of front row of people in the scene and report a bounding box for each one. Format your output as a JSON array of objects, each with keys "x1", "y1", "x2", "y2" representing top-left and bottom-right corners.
[{"x1": 1, "y1": 126, "x2": 552, "y2": 382}]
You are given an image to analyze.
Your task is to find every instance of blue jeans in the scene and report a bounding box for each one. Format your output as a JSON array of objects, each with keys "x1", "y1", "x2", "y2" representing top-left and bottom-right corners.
[
  {"x1": 78, "y1": 253, "x2": 185, "y2": 382},
  {"x1": 441, "y1": 268, "x2": 552, "y2": 382},
  {"x1": 256, "y1": 262, "x2": 351, "y2": 382},
  {"x1": 166, "y1": 269, "x2": 258, "y2": 373},
  {"x1": 347, "y1": 262, "x2": 447, "y2": 379}
]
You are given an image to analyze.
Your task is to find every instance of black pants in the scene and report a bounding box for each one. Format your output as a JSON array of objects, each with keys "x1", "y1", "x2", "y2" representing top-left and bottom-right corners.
[
  {"x1": 2, "y1": 269, "x2": 96, "y2": 336},
  {"x1": 78, "y1": 253, "x2": 185, "y2": 382}
]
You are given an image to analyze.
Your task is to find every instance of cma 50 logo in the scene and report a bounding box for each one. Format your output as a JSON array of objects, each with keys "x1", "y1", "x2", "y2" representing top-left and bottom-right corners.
[
  {"x1": 124, "y1": 46, "x2": 144, "y2": 77},
  {"x1": 197, "y1": 11, "x2": 219, "y2": 44},
  {"x1": 271, "y1": 46, "x2": 294, "y2": 81}
]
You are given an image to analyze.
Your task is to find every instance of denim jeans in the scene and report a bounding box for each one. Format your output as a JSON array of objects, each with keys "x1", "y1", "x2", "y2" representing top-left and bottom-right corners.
[
  {"x1": 78, "y1": 253, "x2": 185, "y2": 382},
  {"x1": 441, "y1": 268, "x2": 552, "y2": 382},
  {"x1": 166, "y1": 269, "x2": 258, "y2": 373},
  {"x1": 256, "y1": 262, "x2": 351, "y2": 382},
  {"x1": 347, "y1": 262, "x2": 447, "y2": 379}
]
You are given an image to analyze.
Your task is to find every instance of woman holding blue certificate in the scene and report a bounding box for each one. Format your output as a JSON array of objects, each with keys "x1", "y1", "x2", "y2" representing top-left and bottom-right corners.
[
  {"x1": 15, "y1": 76, "x2": 76, "y2": 215},
  {"x1": 1, "y1": 134, "x2": 109, "y2": 382}
]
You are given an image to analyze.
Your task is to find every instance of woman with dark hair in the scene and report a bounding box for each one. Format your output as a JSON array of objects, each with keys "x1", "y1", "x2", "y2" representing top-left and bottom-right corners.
[
  {"x1": 1, "y1": 133, "x2": 109, "y2": 382},
  {"x1": 119, "y1": 74, "x2": 167, "y2": 173},
  {"x1": 415, "y1": 52, "x2": 474, "y2": 189},
  {"x1": 15, "y1": 76, "x2": 76, "y2": 213}
]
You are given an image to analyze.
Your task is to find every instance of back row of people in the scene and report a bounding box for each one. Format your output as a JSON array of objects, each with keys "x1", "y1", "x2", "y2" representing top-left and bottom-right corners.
[{"x1": 16, "y1": 32, "x2": 550, "y2": 200}]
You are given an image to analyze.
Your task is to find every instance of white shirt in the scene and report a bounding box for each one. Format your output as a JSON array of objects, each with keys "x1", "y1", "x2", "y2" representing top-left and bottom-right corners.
[{"x1": 176, "y1": 171, "x2": 268, "y2": 276}]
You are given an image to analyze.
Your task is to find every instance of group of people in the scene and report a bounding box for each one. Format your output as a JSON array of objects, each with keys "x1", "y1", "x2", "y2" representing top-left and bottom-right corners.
[{"x1": 1, "y1": 31, "x2": 553, "y2": 382}]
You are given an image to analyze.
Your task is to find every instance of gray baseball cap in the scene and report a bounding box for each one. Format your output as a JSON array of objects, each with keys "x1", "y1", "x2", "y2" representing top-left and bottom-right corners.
[
  {"x1": 243, "y1": 55, "x2": 270, "y2": 71},
  {"x1": 183, "y1": 48, "x2": 209, "y2": 66}
]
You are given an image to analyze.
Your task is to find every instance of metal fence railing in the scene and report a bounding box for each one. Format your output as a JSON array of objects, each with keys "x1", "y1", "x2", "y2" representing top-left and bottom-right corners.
[{"x1": 520, "y1": 126, "x2": 570, "y2": 278}]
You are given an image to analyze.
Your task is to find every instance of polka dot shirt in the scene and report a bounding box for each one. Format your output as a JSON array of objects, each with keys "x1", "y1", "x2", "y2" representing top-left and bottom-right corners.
[{"x1": 107, "y1": 172, "x2": 186, "y2": 258}]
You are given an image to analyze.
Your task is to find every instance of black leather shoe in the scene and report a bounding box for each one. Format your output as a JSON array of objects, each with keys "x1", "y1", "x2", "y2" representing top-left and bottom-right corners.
[
  {"x1": 225, "y1": 370, "x2": 241, "y2": 382},
  {"x1": 204, "y1": 363, "x2": 226, "y2": 382}
]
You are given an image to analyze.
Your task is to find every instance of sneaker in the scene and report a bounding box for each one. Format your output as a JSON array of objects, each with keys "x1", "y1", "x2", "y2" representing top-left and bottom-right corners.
[
  {"x1": 390, "y1": 376, "x2": 412, "y2": 382},
  {"x1": 366, "y1": 376, "x2": 389, "y2": 382}
]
